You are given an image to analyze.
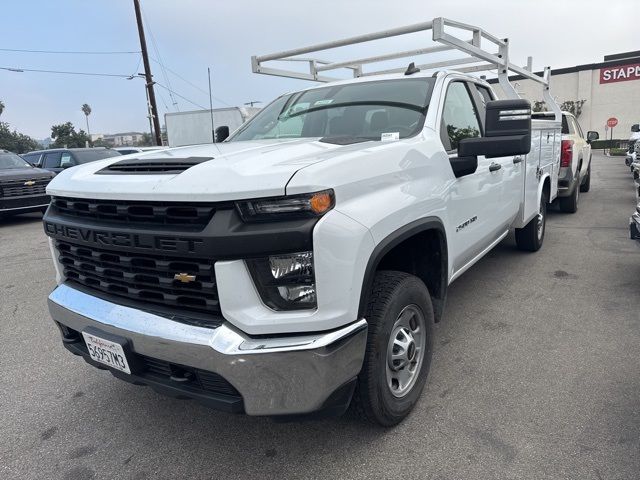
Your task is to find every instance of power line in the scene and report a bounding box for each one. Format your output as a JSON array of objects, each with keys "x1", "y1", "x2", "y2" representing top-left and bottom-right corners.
[
  {"x1": 1, "y1": 64, "x2": 215, "y2": 112},
  {"x1": 129, "y1": 54, "x2": 143, "y2": 78},
  {"x1": 0, "y1": 66, "x2": 132, "y2": 78},
  {"x1": 0, "y1": 48, "x2": 140, "y2": 55},
  {"x1": 155, "y1": 82, "x2": 208, "y2": 110},
  {"x1": 149, "y1": 57, "x2": 231, "y2": 107},
  {"x1": 140, "y1": 3, "x2": 178, "y2": 111}
]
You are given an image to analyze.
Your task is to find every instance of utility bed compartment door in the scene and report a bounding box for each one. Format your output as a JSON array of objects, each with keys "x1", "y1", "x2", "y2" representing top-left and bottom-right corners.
[
  {"x1": 515, "y1": 122, "x2": 561, "y2": 228},
  {"x1": 518, "y1": 129, "x2": 542, "y2": 228},
  {"x1": 539, "y1": 128, "x2": 561, "y2": 201}
]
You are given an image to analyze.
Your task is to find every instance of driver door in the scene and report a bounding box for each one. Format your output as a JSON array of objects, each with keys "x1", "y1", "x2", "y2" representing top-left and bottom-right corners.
[{"x1": 440, "y1": 80, "x2": 504, "y2": 274}]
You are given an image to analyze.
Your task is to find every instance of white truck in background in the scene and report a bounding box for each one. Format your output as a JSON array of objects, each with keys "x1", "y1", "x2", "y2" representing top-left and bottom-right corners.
[
  {"x1": 44, "y1": 18, "x2": 562, "y2": 426},
  {"x1": 165, "y1": 106, "x2": 260, "y2": 147}
]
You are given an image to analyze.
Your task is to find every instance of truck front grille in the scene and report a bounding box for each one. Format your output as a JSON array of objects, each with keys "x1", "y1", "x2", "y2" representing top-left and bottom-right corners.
[
  {"x1": 52, "y1": 197, "x2": 219, "y2": 229},
  {"x1": 1, "y1": 178, "x2": 49, "y2": 197},
  {"x1": 56, "y1": 240, "x2": 221, "y2": 319}
]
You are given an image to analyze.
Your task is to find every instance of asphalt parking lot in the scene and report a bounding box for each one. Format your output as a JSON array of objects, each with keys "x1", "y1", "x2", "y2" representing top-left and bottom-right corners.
[{"x1": 1, "y1": 152, "x2": 639, "y2": 480}]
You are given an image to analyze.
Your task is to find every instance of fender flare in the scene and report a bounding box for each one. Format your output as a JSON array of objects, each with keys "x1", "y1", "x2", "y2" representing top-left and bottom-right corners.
[
  {"x1": 357, "y1": 216, "x2": 448, "y2": 322},
  {"x1": 538, "y1": 173, "x2": 552, "y2": 203}
]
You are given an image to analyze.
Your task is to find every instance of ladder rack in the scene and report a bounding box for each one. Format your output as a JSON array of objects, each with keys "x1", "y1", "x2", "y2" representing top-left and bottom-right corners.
[{"x1": 252, "y1": 17, "x2": 561, "y2": 120}]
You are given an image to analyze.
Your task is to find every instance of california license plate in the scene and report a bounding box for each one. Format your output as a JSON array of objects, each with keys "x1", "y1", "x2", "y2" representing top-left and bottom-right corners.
[{"x1": 82, "y1": 331, "x2": 131, "y2": 374}]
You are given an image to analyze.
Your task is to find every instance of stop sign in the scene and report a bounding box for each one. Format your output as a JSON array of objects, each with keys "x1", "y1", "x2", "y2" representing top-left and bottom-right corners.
[{"x1": 607, "y1": 117, "x2": 618, "y2": 128}]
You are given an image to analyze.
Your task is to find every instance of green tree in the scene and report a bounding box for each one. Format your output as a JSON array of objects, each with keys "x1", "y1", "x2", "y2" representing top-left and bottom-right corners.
[
  {"x1": 530, "y1": 99, "x2": 587, "y2": 118},
  {"x1": 81, "y1": 103, "x2": 92, "y2": 137},
  {"x1": 50, "y1": 122, "x2": 90, "y2": 148},
  {"x1": 560, "y1": 100, "x2": 587, "y2": 119},
  {"x1": 0, "y1": 100, "x2": 4, "y2": 117},
  {"x1": 532, "y1": 101, "x2": 547, "y2": 112},
  {"x1": 0, "y1": 122, "x2": 41, "y2": 153}
]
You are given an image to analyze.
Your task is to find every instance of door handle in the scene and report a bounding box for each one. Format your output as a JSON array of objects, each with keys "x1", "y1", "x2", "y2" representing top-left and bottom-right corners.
[
  {"x1": 513, "y1": 156, "x2": 523, "y2": 164},
  {"x1": 489, "y1": 162, "x2": 502, "y2": 172}
]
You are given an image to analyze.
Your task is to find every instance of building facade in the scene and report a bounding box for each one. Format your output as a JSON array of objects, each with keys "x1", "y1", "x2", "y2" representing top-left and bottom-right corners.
[
  {"x1": 89, "y1": 132, "x2": 146, "y2": 147},
  {"x1": 490, "y1": 51, "x2": 640, "y2": 139}
]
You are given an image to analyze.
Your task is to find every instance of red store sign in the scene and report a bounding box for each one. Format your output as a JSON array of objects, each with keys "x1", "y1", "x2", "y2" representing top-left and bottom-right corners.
[{"x1": 600, "y1": 63, "x2": 640, "y2": 84}]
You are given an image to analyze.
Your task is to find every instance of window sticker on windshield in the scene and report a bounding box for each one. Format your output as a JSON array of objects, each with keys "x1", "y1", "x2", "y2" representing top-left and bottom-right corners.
[
  {"x1": 381, "y1": 132, "x2": 400, "y2": 142},
  {"x1": 314, "y1": 99, "x2": 334, "y2": 106}
]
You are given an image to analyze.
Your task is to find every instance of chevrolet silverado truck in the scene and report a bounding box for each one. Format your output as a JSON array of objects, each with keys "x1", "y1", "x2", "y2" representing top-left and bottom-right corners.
[{"x1": 44, "y1": 18, "x2": 562, "y2": 425}]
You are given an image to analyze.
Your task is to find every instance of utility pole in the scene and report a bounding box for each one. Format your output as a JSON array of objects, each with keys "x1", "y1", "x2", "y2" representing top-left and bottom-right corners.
[{"x1": 133, "y1": 0, "x2": 162, "y2": 146}]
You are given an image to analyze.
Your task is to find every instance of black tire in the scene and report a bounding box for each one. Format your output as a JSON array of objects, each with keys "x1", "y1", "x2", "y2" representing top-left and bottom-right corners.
[
  {"x1": 559, "y1": 173, "x2": 580, "y2": 213},
  {"x1": 580, "y1": 162, "x2": 591, "y2": 192},
  {"x1": 515, "y1": 191, "x2": 547, "y2": 252},
  {"x1": 352, "y1": 271, "x2": 434, "y2": 426}
]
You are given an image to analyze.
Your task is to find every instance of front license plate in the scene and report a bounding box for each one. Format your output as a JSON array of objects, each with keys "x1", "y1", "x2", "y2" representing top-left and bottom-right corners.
[{"x1": 82, "y1": 332, "x2": 131, "y2": 374}]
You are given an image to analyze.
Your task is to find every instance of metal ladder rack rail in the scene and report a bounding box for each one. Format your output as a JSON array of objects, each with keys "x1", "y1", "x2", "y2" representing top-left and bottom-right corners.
[{"x1": 251, "y1": 17, "x2": 561, "y2": 120}]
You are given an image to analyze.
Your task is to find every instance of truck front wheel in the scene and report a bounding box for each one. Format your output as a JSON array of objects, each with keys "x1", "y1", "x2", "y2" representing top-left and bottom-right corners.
[
  {"x1": 515, "y1": 191, "x2": 547, "y2": 252},
  {"x1": 352, "y1": 271, "x2": 434, "y2": 426}
]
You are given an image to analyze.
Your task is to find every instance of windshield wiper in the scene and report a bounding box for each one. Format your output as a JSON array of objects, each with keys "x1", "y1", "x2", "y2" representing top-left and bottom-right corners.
[{"x1": 280, "y1": 100, "x2": 427, "y2": 120}]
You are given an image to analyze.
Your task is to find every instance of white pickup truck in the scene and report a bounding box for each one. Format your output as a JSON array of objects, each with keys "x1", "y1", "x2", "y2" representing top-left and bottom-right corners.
[{"x1": 44, "y1": 18, "x2": 561, "y2": 425}]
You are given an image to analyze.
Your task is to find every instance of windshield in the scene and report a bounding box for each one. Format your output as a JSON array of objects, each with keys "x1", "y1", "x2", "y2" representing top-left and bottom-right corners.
[
  {"x1": 73, "y1": 149, "x2": 122, "y2": 164},
  {"x1": 0, "y1": 151, "x2": 32, "y2": 169},
  {"x1": 231, "y1": 78, "x2": 435, "y2": 142}
]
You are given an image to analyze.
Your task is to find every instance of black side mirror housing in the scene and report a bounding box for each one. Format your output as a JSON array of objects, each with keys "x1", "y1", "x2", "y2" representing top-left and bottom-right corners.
[
  {"x1": 451, "y1": 99, "x2": 532, "y2": 178},
  {"x1": 215, "y1": 125, "x2": 230, "y2": 142},
  {"x1": 632, "y1": 124, "x2": 640, "y2": 133},
  {"x1": 458, "y1": 99, "x2": 532, "y2": 159},
  {"x1": 586, "y1": 131, "x2": 599, "y2": 143}
]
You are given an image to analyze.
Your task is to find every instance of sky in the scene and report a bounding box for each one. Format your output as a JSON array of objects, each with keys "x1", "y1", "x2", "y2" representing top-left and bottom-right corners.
[{"x1": 0, "y1": 0, "x2": 637, "y2": 140}]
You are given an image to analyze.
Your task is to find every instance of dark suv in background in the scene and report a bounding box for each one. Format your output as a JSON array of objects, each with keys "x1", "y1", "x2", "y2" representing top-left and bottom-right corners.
[
  {"x1": 22, "y1": 148, "x2": 121, "y2": 175},
  {"x1": 0, "y1": 150, "x2": 55, "y2": 219}
]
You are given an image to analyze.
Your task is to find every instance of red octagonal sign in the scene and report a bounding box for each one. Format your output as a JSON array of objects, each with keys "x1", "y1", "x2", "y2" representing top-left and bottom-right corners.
[{"x1": 607, "y1": 117, "x2": 618, "y2": 128}]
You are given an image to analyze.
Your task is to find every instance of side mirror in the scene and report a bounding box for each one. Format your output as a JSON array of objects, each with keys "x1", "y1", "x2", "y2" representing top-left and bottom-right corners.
[
  {"x1": 456, "y1": 99, "x2": 532, "y2": 166},
  {"x1": 632, "y1": 124, "x2": 640, "y2": 133},
  {"x1": 586, "y1": 131, "x2": 599, "y2": 143},
  {"x1": 215, "y1": 125, "x2": 230, "y2": 142}
]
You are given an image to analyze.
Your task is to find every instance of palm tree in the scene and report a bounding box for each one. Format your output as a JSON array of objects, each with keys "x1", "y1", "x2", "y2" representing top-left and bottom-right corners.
[
  {"x1": 81, "y1": 103, "x2": 92, "y2": 137},
  {"x1": 0, "y1": 99, "x2": 5, "y2": 117}
]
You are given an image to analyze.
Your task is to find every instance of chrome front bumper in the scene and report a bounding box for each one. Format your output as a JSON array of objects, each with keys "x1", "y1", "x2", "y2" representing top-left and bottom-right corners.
[{"x1": 48, "y1": 284, "x2": 368, "y2": 416}]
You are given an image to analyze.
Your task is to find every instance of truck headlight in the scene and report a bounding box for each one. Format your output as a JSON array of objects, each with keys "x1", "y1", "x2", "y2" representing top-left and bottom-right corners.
[
  {"x1": 236, "y1": 190, "x2": 334, "y2": 222},
  {"x1": 246, "y1": 251, "x2": 316, "y2": 310}
]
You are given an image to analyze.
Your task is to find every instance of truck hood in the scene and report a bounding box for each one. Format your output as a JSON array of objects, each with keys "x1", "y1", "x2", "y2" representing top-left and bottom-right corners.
[
  {"x1": 46, "y1": 139, "x2": 374, "y2": 201},
  {"x1": 0, "y1": 167, "x2": 54, "y2": 180}
]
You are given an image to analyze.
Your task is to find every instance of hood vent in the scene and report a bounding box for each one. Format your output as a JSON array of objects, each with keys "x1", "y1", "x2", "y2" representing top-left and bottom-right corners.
[{"x1": 97, "y1": 156, "x2": 213, "y2": 175}]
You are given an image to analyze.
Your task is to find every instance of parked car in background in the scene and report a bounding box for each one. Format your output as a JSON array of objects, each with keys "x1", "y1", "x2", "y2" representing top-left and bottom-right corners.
[
  {"x1": 626, "y1": 124, "x2": 640, "y2": 167},
  {"x1": 0, "y1": 150, "x2": 55, "y2": 219},
  {"x1": 630, "y1": 142, "x2": 640, "y2": 200},
  {"x1": 114, "y1": 146, "x2": 165, "y2": 155},
  {"x1": 630, "y1": 199, "x2": 640, "y2": 241},
  {"x1": 533, "y1": 112, "x2": 598, "y2": 213},
  {"x1": 22, "y1": 148, "x2": 121, "y2": 175}
]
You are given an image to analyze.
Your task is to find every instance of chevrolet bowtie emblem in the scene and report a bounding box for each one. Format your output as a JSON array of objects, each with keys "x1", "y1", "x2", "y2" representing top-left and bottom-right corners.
[
  {"x1": 24, "y1": 180, "x2": 36, "y2": 186},
  {"x1": 174, "y1": 273, "x2": 196, "y2": 283}
]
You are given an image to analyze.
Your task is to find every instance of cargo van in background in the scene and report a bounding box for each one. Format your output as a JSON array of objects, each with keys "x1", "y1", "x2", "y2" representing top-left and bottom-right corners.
[{"x1": 165, "y1": 107, "x2": 260, "y2": 147}]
